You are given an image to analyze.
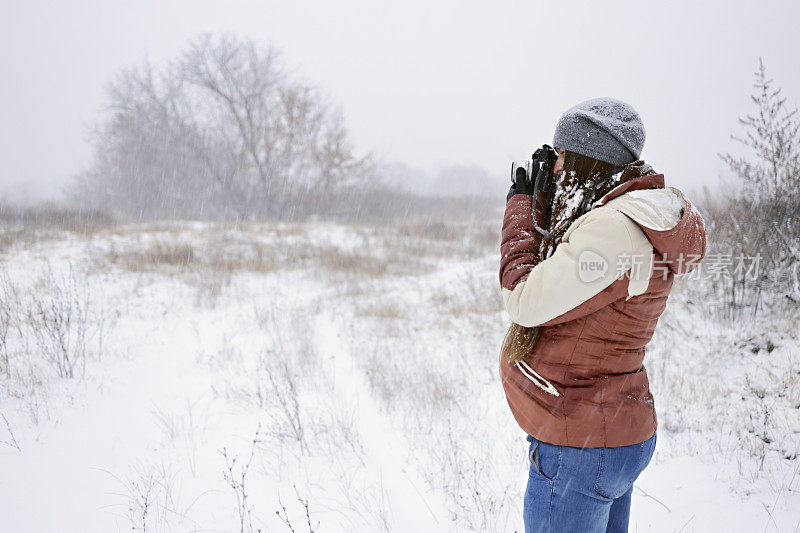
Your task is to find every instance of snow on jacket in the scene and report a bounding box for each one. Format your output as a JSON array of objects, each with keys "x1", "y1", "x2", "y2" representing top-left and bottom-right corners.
[{"x1": 499, "y1": 171, "x2": 707, "y2": 448}]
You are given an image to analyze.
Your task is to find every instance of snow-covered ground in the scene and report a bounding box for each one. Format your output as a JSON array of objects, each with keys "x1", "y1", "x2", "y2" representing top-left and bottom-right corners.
[{"x1": 0, "y1": 220, "x2": 798, "y2": 532}]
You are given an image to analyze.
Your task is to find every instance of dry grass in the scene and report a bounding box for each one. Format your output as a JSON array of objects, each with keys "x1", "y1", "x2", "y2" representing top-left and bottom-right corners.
[
  {"x1": 301, "y1": 244, "x2": 432, "y2": 277},
  {"x1": 0, "y1": 203, "x2": 115, "y2": 255},
  {"x1": 0, "y1": 227, "x2": 61, "y2": 255},
  {"x1": 102, "y1": 241, "x2": 280, "y2": 275},
  {"x1": 430, "y1": 270, "x2": 503, "y2": 318},
  {"x1": 352, "y1": 300, "x2": 406, "y2": 320},
  {"x1": 645, "y1": 286, "x2": 800, "y2": 496},
  {"x1": 359, "y1": 336, "x2": 461, "y2": 416},
  {"x1": 97, "y1": 225, "x2": 443, "y2": 291},
  {"x1": 0, "y1": 202, "x2": 112, "y2": 230},
  {"x1": 368, "y1": 218, "x2": 499, "y2": 261}
]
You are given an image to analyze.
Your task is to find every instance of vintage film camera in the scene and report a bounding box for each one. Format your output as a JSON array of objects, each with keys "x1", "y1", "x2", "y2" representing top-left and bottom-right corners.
[{"x1": 510, "y1": 144, "x2": 558, "y2": 199}]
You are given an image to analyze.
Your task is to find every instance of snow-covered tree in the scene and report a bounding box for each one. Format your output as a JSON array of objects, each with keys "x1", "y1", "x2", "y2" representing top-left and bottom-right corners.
[
  {"x1": 720, "y1": 58, "x2": 800, "y2": 204},
  {"x1": 714, "y1": 59, "x2": 800, "y2": 309}
]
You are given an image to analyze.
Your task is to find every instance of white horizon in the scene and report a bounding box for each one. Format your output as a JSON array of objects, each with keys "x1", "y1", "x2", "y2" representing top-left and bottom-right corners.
[{"x1": 2, "y1": 0, "x2": 798, "y2": 205}]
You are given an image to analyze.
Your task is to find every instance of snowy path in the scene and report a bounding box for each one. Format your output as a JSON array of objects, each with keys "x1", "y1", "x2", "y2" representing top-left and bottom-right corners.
[{"x1": 315, "y1": 309, "x2": 452, "y2": 531}]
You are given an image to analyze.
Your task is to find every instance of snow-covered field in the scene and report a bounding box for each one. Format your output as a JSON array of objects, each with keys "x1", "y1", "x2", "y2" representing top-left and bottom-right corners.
[{"x1": 0, "y1": 219, "x2": 798, "y2": 532}]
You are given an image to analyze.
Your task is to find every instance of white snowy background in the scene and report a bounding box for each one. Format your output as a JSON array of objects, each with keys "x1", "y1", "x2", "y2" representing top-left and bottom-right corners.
[
  {"x1": 0, "y1": 216, "x2": 797, "y2": 531},
  {"x1": 2, "y1": 1, "x2": 800, "y2": 531}
]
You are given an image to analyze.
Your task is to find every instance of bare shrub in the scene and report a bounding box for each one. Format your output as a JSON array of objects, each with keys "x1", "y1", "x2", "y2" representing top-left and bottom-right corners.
[
  {"x1": 253, "y1": 307, "x2": 319, "y2": 374},
  {"x1": 216, "y1": 307, "x2": 319, "y2": 454},
  {"x1": 276, "y1": 485, "x2": 319, "y2": 533},
  {"x1": 221, "y1": 424, "x2": 263, "y2": 533},
  {"x1": 361, "y1": 337, "x2": 460, "y2": 416},
  {"x1": 105, "y1": 463, "x2": 187, "y2": 533},
  {"x1": 427, "y1": 421, "x2": 513, "y2": 531},
  {"x1": 23, "y1": 264, "x2": 107, "y2": 378},
  {"x1": 152, "y1": 402, "x2": 202, "y2": 477},
  {"x1": 264, "y1": 358, "x2": 308, "y2": 454},
  {"x1": 647, "y1": 297, "x2": 800, "y2": 496},
  {"x1": 316, "y1": 399, "x2": 365, "y2": 460},
  {"x1": 708, "y1": 59, "x2": 800, "y2": 320},
  {"x1": 256, "y1": 311, "x2": 317, "y2": 453},
  {"x1": 0, "y1": 270, "x2": 22, "y2": 380},
  {"x1": 1, "y1": 414, "x2": 21, "y2": 452},
  {"x1": 127, "y1": 471, "x2": 158, "y2": 531}
]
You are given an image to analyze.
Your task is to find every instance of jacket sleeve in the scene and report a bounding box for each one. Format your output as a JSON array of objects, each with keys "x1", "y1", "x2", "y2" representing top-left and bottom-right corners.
[
  {"x1": 499, "y1": 193, "x2": 545, "y2": 291},
  {"x1": 500, "y1": 201, "x2": 654, "y2": 328}
]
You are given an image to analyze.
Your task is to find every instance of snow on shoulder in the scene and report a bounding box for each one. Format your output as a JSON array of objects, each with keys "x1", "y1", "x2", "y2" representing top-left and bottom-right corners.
[{"x1": 601, "y1": 186, "x2": 685, "y2": 231}]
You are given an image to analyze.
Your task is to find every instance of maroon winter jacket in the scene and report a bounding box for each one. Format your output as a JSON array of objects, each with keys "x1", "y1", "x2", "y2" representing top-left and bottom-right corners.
[{"x1": 499, "y1": 172, "x2": 707, "y2": 447}]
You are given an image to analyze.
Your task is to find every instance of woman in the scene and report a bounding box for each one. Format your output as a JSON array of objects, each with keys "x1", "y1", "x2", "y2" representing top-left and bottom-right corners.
[{"x1": 499, "y1": 98, "x2": 707, "y2": 532}]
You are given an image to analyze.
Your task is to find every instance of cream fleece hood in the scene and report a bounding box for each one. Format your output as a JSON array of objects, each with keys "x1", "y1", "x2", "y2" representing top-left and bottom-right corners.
[
  {"x1": 501, "y1": 173, "x2": 708, "y2": 328},
  {"x1": 597, "y1": 178, "x2": 707, "y2": 275}
]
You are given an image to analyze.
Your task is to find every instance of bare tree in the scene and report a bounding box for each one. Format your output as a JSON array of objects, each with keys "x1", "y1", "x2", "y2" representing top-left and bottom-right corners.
[
  {"x1": 73, "y1": 33, "x2": 371, "y2": 221},
  {"x1": 709, "y1": 58, "x2": 800, "y2": 313},
  {"x1": 720, "y1": 58, "x2": 800, "y2": 203}
]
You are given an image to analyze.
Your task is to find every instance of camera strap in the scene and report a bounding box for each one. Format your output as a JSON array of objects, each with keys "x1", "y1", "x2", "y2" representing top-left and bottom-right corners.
[{"x1": 575, "y1": 165, "x2": 627, "y2": 218}]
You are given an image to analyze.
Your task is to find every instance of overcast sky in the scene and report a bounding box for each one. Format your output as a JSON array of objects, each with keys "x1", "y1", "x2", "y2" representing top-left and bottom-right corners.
[{"x1": 2, "y1": 0, "x2": 798, "y2": 203}]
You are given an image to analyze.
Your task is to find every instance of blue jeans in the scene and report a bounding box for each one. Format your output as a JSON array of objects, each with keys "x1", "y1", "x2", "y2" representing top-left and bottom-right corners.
[{"x1": 523, "y1": 432, "x2": 657, "y2": 533}]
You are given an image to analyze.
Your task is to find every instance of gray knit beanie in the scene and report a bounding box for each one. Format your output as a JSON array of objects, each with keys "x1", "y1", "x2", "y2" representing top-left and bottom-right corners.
[{"x1": 552, "y1": 97, "x2": 645, "y2": 166}]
